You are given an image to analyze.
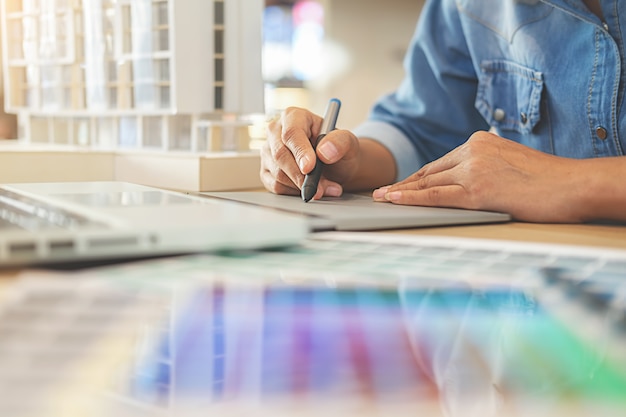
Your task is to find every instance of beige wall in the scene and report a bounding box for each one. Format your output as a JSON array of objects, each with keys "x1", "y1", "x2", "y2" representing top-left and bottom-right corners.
[{"x1": 311, "y1": 0, "x2": 425, "y2": 129}]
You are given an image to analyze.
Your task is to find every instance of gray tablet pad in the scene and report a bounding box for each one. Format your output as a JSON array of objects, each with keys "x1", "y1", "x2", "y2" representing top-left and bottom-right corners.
[{"x1": 203, "y1": 192, "x2": 511, "y2": 231}]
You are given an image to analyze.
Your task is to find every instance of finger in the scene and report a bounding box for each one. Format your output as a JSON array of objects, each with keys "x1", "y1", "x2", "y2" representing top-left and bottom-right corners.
[
  {"x1": 315, "y1": 130, "x2": 358, "y2": 165},
  {"x1": 372, "y1": 186, "x2": 392, "y2": 202},
  {"x1": 280, "y1": 108, "x2": 322, "y2": 174},
  {"x1": 388, "y1": 169, "x2": 458, "y2": 192},
  {"x1": 300, "y1": 177, "x2": 343, "y2": 200},
  {"x1": 374, "y1": 169, "x2": 457, "y2": 201},
  {"x1": 383, "y1": 185, "x2": 471, "y2": 209},
  {"x1": 394, "y1": 146, "x2": 465, "y2": 187},
  {"x1": 260, "y1": 142, "x2": 300, "y2": 193},
  {"x1": 405, "y1": 131, "x2": 500, "y2": 183},
  {"x1": 260, "y1": 165, "x2": 300, "y2": 196},
  {"x1": 321, "y1": 178, "x2": 344, "y2": 198},
  {"x1": 266, "y1": 121, "x2": 308, "y2": 188},
  {"x1": 308, "y1": 178, "x2": 343, "y2": 201}
]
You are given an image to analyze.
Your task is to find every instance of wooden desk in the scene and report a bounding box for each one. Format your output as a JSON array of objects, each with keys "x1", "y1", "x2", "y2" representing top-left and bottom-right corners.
[{"x1": 391, "y1": 221, "x2": 626, "y2": 249}]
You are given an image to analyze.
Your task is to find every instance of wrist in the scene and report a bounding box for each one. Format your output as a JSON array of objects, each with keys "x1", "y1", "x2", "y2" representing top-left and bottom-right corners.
[{"x1": 575, "y1": 157, "x2": 626, "y2": 222}]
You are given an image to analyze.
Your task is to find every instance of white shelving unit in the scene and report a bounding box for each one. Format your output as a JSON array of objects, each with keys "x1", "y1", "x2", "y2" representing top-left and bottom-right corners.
[{"x1": 1, "y1": 0, "x2": 265, "y2": 190}]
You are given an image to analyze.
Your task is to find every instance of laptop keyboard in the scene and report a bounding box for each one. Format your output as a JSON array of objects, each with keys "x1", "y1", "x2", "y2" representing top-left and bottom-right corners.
[{"x1": 0, "y1": 189, "x2": 107, "y2": 231}]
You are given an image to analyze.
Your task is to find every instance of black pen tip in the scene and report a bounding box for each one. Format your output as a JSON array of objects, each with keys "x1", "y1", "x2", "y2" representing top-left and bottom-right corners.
[{"x1": 301, "y1": 188, "x2": 315, "y2": 202}]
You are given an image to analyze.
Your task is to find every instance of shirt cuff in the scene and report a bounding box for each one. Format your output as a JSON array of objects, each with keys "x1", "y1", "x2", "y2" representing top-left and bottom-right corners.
[{"x1": 352, "y1": 120, "x2": 421, "y2": 182}]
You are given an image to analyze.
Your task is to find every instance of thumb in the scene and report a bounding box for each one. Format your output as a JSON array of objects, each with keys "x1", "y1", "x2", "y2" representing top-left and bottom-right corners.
[{"x1": 317, "y1": 140, "x2": 340, "y2": 164}]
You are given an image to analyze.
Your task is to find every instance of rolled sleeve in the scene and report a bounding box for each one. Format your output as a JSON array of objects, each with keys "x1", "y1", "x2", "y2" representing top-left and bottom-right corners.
[{"x1": 353, "y1": 120, "x2": 423, "y2": 182}]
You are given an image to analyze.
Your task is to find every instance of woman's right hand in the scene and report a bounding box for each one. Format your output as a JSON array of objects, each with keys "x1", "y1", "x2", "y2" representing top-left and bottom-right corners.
[{"x1": 260, "y1": 107, "x2": 362, "y2": 201}]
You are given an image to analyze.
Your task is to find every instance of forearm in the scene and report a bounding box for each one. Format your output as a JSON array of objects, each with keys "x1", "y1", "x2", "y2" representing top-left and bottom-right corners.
[
  {"x1": 343, "y1": 138, "x2": 397, "y2": 192},
  {"x1": 578, "y1": 156, "x2": 626, "y2": 222}
]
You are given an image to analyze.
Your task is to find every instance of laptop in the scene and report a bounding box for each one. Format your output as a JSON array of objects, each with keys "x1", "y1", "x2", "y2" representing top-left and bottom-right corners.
[
  {"x1": 0, "y1": 182, "x2": 308, "y2": 267},
  {"x1": 203, "y1": 191, "x2": 511, "y2": 231}
]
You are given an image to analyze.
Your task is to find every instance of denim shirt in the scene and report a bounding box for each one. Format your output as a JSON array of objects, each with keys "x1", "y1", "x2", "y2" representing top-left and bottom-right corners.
[{"x1": 353, "y1": 0, "x2": 626, "y2": 181}]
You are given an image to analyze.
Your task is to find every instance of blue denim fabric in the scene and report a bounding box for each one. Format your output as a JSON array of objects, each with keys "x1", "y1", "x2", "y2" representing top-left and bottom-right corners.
[{"x1": 353, "y1": 0, "x2": 626, "y2": 181}]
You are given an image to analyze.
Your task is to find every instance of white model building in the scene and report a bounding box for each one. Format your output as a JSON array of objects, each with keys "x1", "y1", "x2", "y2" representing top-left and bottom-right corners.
[{"x1": 1, "y1": 0, "x2": 264, "y2": 153}]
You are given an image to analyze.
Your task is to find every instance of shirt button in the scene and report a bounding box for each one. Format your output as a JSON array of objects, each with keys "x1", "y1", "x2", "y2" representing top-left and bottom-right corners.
[
  {"x1": 493, "y1": 108, "x2": 506, "y2": 122},
  {"x1": 596, "y1": 126, "x2": 608, "y2": 140},
  {"x1": 520, "y1": 112, "x2": 528, "y2": 124}
]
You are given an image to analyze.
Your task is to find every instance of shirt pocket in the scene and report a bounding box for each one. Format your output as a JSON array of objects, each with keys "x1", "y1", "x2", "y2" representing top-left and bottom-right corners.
[{"x1": 475, "y1": 60, "x2": 544, "y2": 135}]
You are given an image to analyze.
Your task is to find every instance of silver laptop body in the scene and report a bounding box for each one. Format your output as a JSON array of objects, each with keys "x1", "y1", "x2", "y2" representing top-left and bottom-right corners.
[{"x1": 0, "y1": 182, "x2": 308, "y2": 266}]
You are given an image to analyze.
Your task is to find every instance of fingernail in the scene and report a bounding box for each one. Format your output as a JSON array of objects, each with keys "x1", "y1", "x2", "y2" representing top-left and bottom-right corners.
[
  {"x1": 318, "y1": 141, "x2": 339, "y2": 161},
  {"x1": 373, "y1": 186, "x2": 389, "y2": 200},
  {"x1": 298, "y1": 155, "x2": 311, "y2": 172},
  {"x1": 386, "y1": 191, "x2": 401, "y2": 202},
  {"x1": 325, "y1": 184, "x2": 342, "y2": 197}
]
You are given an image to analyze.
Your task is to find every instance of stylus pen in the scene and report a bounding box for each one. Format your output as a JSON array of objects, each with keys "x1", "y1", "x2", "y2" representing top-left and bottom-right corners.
[{"x1": 301, "y1": 98, "x2": 342, "y2": 202}]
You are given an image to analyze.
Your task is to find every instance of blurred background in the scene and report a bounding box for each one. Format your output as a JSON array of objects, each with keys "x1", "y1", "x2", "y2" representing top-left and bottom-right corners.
[
  {"x1": 263, "y1": 0, "x2": 424, "y2": 129},
  {"x1": 0, "y1": 0, "x2": 424, "y2": 140}
]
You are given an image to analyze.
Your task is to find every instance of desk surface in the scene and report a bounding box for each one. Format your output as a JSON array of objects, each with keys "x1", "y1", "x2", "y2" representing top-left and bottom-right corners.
[{"x1": 396, "y1": 221, "x2": 626, "y2": 249}]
